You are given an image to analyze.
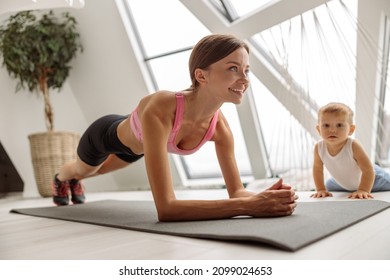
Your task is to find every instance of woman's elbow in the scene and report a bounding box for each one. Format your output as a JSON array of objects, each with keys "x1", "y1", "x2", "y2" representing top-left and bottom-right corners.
[{"x1": 156, "y1": 205, "x2": 177, "y2": 222}]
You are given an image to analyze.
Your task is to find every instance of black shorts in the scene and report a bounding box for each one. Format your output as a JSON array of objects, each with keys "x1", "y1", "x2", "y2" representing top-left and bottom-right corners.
[{"x1": 77, "y1": 114, "x2": 144, "y2": 166}]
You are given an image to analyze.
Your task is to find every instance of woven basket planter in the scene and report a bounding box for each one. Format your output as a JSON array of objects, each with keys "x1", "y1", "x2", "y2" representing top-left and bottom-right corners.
[{"x1": 28, "y1": 131, "x2": 80, "y2": 197}]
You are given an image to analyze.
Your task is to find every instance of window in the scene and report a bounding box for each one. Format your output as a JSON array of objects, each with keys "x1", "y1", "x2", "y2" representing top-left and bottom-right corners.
[
  {"x1": 220, "y1": 0, "x2": 358, "y2": 189},
  {"x1": 120, "y1": 0, "x2": 384, "y2": 190},
  {"x1": 377, "y1": 16, "x2": 390, "y2": 166},
  {"x1": 123, "y1": 0, "x2": 252, "y2": 184}
]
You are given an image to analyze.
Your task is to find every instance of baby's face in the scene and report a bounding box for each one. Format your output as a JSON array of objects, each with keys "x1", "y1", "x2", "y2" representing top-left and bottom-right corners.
[{"x1": 317, "y1": 112, "x2": 354, "y2": 143}]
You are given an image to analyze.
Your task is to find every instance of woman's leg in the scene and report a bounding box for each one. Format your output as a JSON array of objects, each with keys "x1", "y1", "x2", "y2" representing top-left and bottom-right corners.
[
  {"x1": 95, "y1": 154, "x2": 131, "y2": 175},
  {"x1": 52, "y1": 156, "x2": 99, "y2": 205},
  {"x1": 57, "y1": 156, "x2": 103, "y2": 181},
  {"x1": 52, "y1": 114, "x2": 142, "y2": 205},
  {"x1": 58, "y1": 153, "x2": 132, "y2": 181},
  {"x1": 53, "y1": 155, "x2": 131, "y2": 206}
]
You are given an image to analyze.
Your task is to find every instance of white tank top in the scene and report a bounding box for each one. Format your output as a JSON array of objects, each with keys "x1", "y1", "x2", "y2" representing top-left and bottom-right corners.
[{"x1": 317, "y1": 137, "x2": 361, "y2": 191}]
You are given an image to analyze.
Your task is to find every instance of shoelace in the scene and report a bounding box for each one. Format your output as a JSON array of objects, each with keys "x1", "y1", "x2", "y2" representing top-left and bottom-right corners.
[
  {"x1": 70, "y1": 181, "x2": 84, "y2": 196},
  {"x1": 56, "y1": 183, "x2": 69, "y2": 197}
]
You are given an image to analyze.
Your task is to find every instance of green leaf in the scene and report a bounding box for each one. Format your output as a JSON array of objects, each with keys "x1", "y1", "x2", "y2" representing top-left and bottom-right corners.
[
  {"x1": 0, "y1": 10, "x2": 82, "y2": 94},
  {"x1": 0, "y1": 10, "x2": 83, "y2": 131}
]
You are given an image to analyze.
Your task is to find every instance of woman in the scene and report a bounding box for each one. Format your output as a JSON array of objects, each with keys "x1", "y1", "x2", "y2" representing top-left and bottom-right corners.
[{"x1": 53, "y1": 34, "x2": 298, "y2": 221}]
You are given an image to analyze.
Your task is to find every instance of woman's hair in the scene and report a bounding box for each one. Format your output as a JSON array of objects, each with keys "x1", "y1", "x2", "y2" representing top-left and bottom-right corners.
[
  {"x1": 188, "y1": 34, "x2": 249, "y2": 90},
  {"x1": 318, "y1": 102, "x2": 354, "y2": 124}
]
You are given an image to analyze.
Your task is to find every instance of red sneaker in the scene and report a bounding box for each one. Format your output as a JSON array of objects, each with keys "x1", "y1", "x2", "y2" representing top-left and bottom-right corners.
[
  {"x1": 69, "y1": 179, "x2": 85, "y2": 204},
  {"x1": 52, "y1": 174, "x2": 69, "y2": 206}
]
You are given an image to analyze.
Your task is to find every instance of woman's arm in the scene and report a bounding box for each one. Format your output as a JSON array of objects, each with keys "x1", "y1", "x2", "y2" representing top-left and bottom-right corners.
[
  {"x1": 213, "y1": 112, "x2": 254, "y2": 198},
  {"x1": 141, "y1": 99, "x2": 296, "y2": 221},
  {"x1": 140, "y1": 94, "x2": 178, "y2": 220},
  {"x1": 212, "y1": 112, "x2": 297, "y2": 216},
  {"x1": 141, "y1": 107, "x2": 250, "y2": 221}
]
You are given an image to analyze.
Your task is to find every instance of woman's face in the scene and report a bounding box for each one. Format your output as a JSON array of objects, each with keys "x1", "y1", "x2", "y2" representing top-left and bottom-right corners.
[{"x1": 201, "y1": 47, "x2": 250, "y2": 104}]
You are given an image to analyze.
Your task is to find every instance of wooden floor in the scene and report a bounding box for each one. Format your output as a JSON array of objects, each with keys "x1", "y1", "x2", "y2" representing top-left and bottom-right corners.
[{"x1": 1, "y1": 188, "x2": 390, "y2": 260}]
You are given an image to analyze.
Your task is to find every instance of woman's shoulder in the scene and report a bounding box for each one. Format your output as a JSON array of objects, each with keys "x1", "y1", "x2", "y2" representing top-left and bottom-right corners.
[
  {"x1": 138, "y1": 90, "x2": 178, "y2": 121},
  {"x1": 140, "y1": 90, "x2": 176, "y2": 109},
  {"x1": 153, "y1": 90, "x2": 178, "y2": 98},
  {"x1": 212, "y1": 110, "x2": 232, "y2": 142}
]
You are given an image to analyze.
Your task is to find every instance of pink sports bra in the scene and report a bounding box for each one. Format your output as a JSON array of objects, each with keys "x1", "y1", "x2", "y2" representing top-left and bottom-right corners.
[{"x1": 129, "y1": 93, "x2": 219, "y2": 155}]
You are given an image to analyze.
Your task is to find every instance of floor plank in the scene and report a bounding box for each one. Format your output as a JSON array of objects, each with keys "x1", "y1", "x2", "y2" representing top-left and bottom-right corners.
[{"x1": 1, "y1": 189, "x2": 390, "y2": 259}]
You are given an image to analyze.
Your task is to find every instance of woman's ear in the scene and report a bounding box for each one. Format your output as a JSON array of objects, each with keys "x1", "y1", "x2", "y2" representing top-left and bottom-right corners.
[{"x1": 194, "y1": 68, "x2": 207, "y2": 85}]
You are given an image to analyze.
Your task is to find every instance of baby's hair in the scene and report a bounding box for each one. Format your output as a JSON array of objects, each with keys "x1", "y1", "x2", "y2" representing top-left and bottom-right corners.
[{"x1": 318, "y1": 102, "x2": 354, "y2": 124}]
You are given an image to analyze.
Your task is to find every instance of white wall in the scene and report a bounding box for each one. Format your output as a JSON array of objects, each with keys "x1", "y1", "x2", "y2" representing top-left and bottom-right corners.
[
  {"x1": 0, "y1": 0, "x2": 161, "y2": 197},
  {"x1": 355, "y1": 0, "x2": 390, "y2": 160},
  {"x1": 65, "y1": 0, "x2": 154, "y2": 191},
  {"x1": 0, "y1": 65, "x2": 119, "y2": 197}
]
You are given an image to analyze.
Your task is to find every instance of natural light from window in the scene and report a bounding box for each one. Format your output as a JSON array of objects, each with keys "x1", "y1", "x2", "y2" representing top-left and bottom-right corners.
[{"x1": 121, "y1": 0, "x2": 390, "y2": 187}]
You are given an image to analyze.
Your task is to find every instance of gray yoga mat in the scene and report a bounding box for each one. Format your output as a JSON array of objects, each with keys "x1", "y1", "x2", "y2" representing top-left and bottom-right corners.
[{"x1": 11, "y1": 199, "x2": 390, "y2": 251}]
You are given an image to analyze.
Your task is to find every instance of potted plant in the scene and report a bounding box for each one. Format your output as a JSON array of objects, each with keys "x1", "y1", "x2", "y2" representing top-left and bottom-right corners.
[{"x1": 0, "y1": 10, "x2": 83, "y2": 197}]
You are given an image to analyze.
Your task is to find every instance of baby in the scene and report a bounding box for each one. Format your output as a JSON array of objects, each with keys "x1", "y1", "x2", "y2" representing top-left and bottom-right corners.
[{"x1": 311, "y1": 102, "x2": 390, "y2": 199}]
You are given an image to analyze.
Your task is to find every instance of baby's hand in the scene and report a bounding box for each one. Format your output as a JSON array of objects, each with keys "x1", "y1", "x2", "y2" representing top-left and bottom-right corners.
[
  {"x1": 311, "y1": 191, "x2": 333, "y2": 198},
  {"x1": 348, "y1": 190, "x2": 373, "y2": 199}
]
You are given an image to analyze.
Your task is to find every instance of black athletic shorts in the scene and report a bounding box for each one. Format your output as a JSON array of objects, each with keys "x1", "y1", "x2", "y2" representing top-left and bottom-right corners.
[{"x1": 77, "y1": 114, "x2": 144, "y2": 166}]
